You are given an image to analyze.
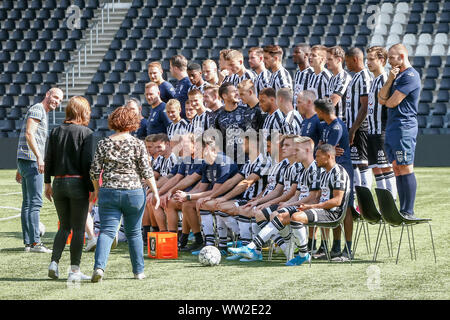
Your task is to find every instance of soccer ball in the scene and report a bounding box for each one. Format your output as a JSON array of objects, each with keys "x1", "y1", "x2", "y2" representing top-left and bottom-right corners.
[
  {"x1": 198, "y1": 246, "x2": 221, "y2": 266},
  {"x1": 39, "y1": 222, "x2": 45, "y2": 237}
]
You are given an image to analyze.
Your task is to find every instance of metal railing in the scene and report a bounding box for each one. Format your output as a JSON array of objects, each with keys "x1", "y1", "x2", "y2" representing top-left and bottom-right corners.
[{"x1": 62, "y1": 0, "x2": 121, "y2": 108}]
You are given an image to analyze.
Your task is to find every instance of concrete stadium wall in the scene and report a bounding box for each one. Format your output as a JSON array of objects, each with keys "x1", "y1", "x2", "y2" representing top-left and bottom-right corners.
[{"x1": 1, "y1": 135, "x2": 450, "y2": 169}]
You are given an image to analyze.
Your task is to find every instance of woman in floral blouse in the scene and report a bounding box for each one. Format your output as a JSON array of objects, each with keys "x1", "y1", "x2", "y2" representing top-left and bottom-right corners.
[{"x1": 90, "y1": 106, "x2": 160, "y2": 282}]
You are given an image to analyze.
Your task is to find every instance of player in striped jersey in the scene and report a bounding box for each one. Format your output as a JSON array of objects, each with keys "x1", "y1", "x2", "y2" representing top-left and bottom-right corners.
[
  {"x1": 187, "y1": 89, "x2": 210, "y2": 137},
  {"x1": 307, "y1": 45, "x2": 332, "y2": 99},
  {"x1": 366, "y1": 46, "x2": 397, "y2": 199},
  {"x1": 224, "y1": 50, "x2": 257, "y2": 88},
  {"x1": 344, "y1": 47, "x2": 374, "y2": 190},
  {"x1": 202, "y1": 59, "x2": 219, "y2": 86},
  {"x1": 288, "y1": 144, "x2": 352, "y2": 262},
  {"x1": 166, "y1": 99, "x2": 188, "y2": 141},
  {"x1": 184, "y1": 99, "x2": 196, "y2": 134},
  {"x1": 263, "y1": 45, "x2": 293, "y2": 91},
  {"x1": 292, "y1": 43, "x2": 314, "y2": 110},
  {"x1": 229, "y1": 135, "x2": 305, "y2": 261},
  {"x1": 260, "y1": 88, "x2": 286, "y2": 143},
  {"x1": 248, "y1": 47, "x2": 272, "y2": 96},
  {"x1": 325, "y1": 46, "x2": 352, "y2": 122},
  {"x1": 187, "y1": 62, "x2": 207, "y2": 94},
  {"x1": 218, "y1": 49, "x2": 233, "y2": 85},
  {"x1": 277, "y1": 88, "x2": 303, "y2": 135}
]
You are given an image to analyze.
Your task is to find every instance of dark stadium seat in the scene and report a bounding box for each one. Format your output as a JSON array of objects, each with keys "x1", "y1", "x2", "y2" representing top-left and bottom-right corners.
[
  {"x1": 429, "y1": 116, "x2": 444, "y2": 128},
  {"x1": 418, "y1": 103, "x2": 430, "y2": 116},
  {"x1": 102, "y1": 83, "x2": 115, "y2": 95},
  {"x1": 437, "y1": 91, "x2": 449, "y2": 103},
  {"x1": 7, "y1": 108, "x2": 22, "y2": 120},
  {"x1": 423, "y1": 79, "x2": 436, "y2": 91},
  {"x1": 0, "y1": 120, "x2": 15, "y2": 132},
  {"x1": 418, "y1": 116, "x2": 427, "y2": 128},
  {"x1": 420, "y1": 90, "x2": 433, "y2": 103},
  {"x1": 440, "y1": 79, "x2": 450, "y2": 91},
  {"x1": 432, "y1": 103, "x2": 447, "y2": 116}
]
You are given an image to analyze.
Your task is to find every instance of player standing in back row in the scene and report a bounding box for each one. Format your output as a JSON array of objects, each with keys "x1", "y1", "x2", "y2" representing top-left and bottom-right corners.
[{"x1": 378, "y1": 44, "x2": 421, "y2": 217}]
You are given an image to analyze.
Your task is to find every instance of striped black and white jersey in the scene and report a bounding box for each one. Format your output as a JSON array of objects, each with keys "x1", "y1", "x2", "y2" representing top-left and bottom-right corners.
[
  {"x1": 156, "y1": 153, "x2": 178, "y2": 177},
  {"x1": 344, "y1": 68, "x2": 373, "y2": 131},
  {"x1": 239, "y1": 153, "x2": 273, "y2": 200},
  {"x1": 152, "y1": 155, "x2": 164, "y2": 172},
  {"x1": 167, "y1": 118, "x2": 189, "y2": 140},
  {"x1": 368, "y1": 72, "x2": 388, "y2": 135},
  {"x1": 282, "y1": 109, "x2": 303, "y2": 135},
  {"x1": 326, "y1": 69, "x2": 352, "y2": 121},
  {"x1": 268, "y1": 67, "x2": 293, "y2": 91},
  {"x1": 262, "y1": 109, "x2": 286, "y2": 140},
  {"x1": 319, "y1": 163, "x2": 351, "y2": 215},
  {"x1": 224, "y1": 69, "x2": 257, "y2": 89},
  {"x1": 278, "y1": 162, "x2": 304, "y2": 193},
  {"x1": 296, "y1": 160, "x2": 324, "y2": 200},
  {"x1": 189, "y1": 111, "x2": 210, "y2": 136},
  {"x1": 307, "y1": 68, "x2": 332, "y2": 99},
  {"x1": 293, "y1": 66, "x2": 314, "y2": 108},
  {"x1": 188, "y1": 82, "x2": 207, "y2": 94},
  {"x1": 254, "y1": 69, "x2": 272, "y2": 96},
  {"x1": 262, "y1": 158, "x2": 290, "y2": 197}
]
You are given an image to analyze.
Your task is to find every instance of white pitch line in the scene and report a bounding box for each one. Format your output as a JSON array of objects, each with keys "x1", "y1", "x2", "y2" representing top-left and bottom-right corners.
[
  {"x1": 0, "y1": 192, "x2": 22, "y2": 196},
  {"x1": 0, "y1": 206, "x2": 21, "y2": 221}
]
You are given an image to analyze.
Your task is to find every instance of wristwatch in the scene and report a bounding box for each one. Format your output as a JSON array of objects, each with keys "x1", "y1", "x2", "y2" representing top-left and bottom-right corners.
[{"x1": 186, "y1": 194, "x2": 191, "y2": 201}]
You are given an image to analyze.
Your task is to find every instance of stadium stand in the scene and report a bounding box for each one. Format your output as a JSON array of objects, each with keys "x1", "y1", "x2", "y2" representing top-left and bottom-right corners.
[{"x1": 0, "y1": 0, "x2": 449, "y2": 136}]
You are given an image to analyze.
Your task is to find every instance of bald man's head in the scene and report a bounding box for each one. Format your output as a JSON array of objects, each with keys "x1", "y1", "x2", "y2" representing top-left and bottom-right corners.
[
  {"x1": 44, "y1": 88, "x2": 64, "y2": 112},
  {"x1": 388, "y1": 43, "x2": 411, "y2": 69}
]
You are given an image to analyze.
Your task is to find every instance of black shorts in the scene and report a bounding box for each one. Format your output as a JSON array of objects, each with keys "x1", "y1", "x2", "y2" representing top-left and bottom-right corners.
[
  {"x1": 304, "y1": 208, "x2": 342, "y2": 223},
  {"x1": 350, "y1": 129, "x2": 368, "y2": 165},
  {"x1": 277, "y1": 206, "x2": 300, "y2": 218},
  {"x1": 367, "y1": 133, "x2": 391, "y2": 169}
]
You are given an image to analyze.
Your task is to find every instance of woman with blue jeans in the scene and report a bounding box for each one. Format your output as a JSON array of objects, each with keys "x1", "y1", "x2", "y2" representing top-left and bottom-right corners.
[{"x1": 90, "y1": 106, "x2": 160, "y2": 282}]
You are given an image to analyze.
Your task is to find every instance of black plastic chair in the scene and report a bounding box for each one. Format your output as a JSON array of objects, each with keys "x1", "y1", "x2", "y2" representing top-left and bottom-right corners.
[
  {"x1": 355, "y1": 186, "x2": 393, "y2": 261},
  {"x1": 306, "y1": 191, "x2": 352, "y2": 266},
  {"x1": 375, "y1": 188, "x2": 436, "y2": 264},
  {"x1": 350, "y1": 204, "x2": 372, "y2": 257}
]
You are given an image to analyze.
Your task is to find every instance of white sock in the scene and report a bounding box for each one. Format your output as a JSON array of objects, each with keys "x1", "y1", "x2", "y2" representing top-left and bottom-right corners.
[
  {"x1": 237, "y1": 216, "x2": 252, "y2": 246},
  {"x1": 216, "y1": 215, "x2": 228, "y2": 250},
  {"x1": 384, "y1": 171, "x2": 397, "y2": 201},
  {"x1": 225, "y1": 215, "x2": 240, "y2": 235},
  {"x1": 359, "y1": 166, "x2": 372, "y2": 189},
  {"x1": 253, "y1": 218, "x2": 283, "y2": 249},
  {"x1": 353, "y1": 167, "x2": 361, "y2": 187},
  {"x1": 291, "y1": 221, "x2": 308, "y2": 257},
  {"x1": 200, "y1": 211, "x2": 215, "y2": 246},
  {"x1": 375, "y1": 173, "x2": 386, "y2": 189},
  {"x1": 251, "y1": 218, "x2": 260, "y2": 240}
]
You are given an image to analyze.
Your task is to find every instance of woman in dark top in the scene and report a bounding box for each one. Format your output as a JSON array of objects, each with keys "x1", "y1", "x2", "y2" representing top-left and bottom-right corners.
[
  {"x1": 90, "y1": 106, "x2": 159, "y2": 282},
  {"x1": 44, "y1": 96, "x2": 94, "y2": 281}
]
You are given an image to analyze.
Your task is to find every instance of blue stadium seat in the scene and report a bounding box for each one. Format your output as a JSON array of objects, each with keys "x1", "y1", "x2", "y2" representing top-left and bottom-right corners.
[
  {"x1": 296, "y1": 26, "x2": 309, "y2": 37},
  {"x1": 118, "y1": 83, "x2": 130, "y2": 95},
  {"x1": 441, "y1": 79, "x2": 450, "y2": 91},
  {"x1": 16, "y1": 95, "x2": 29, "y2": 109},
  {"x1": 244, "y1": 6, "x2": 256, "y2": 16},
  {"x1": 270, "y1": 16, "x2": 283, "y2": 27},
  {"x1": 429, "y1": 57, "x2": 442, "y2": 68},
  {"x1": 44, "y1": 72, "x2": 58, "y2": 84},
  {"x1": 315, "y1": 15, "x2": 328, "y2": 26},
  {"x1": 420, "y1": 90, "x2": 433, "y2": 103},
  {"x1": 255, "y1": 16, "x2": 267, "y2": 27},
  {"x1": 231, "y1": 38, "x2": 244, "y2": 49},
  {"x1": 437, "y1": 91, "x2": 449, "y2": 103},
  {"x1": 418, "y1": 103, "x2": 430, "y2": 116},
  {"x1": 266, "y1": 27, "x2": 278, "y2": 38},
  {"x1": 14, "y1": 73, "x2": 28, "y2": 85},
  {"x1": 327, "y1": 26, "x2": 341, "y2": 36},
  {"x1": 92, "y1": 72, "x2": 105, "y2": 84},
  {"x1": 426, "y1": 68, "x2": 439, "y2": 79},
  {"x1": 210, "y1": 17, "x2": 222, "y2": 27},
  {"x1": 181, "y1": 49, "x2": 193, "y2": 60},
  {"x1": 300, "y1": 16, "x2": 313, "y2": 26},
  {"x1": 423, "y1": 79, "x2": 435, "y2": 91},
  {"x1": 312, "y1": 26, "x2": 325, "y2": 37},
  {"x1": 7, "y1": 108, "x2": 22, "y2": 120},
  {"x1": 195, "y1": 49, "x2": 209, "y2": 61},
  {"x1": 418, "y1": 116, "x2": 427, "y2": 128},
  {"x1": 286, "y1": 16, "x2": 298, "y2": 26},
  {"x1": 24, "y1": 84, "x2": 36, "y2": 96},
  {"x1": 86, "y1": 84, "x2": 99, "y2": 96},
  {"x1": 429, "y1": 116, "x2": 444, "y2": 128},
  {"x1": 281, "y1": 26, "x2": 294, "y2": 37},
  {"x1": 169, "y1": 38, "x2": 183, "y2": 49},
  {"x1": 224, "y1": 17, "x2": 237, "y2": 28},
  {"x1": 324, "y1": 36, "x2": 337, "y2": 47},
  {"x1": 0, "y1": 120, "x2": 15, "y2": 132},
  {"x1": 432, "y1": 103, "x2": 447, "y2": 116}
]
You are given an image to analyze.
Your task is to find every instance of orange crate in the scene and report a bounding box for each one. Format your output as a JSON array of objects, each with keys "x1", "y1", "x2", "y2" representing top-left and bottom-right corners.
[
  {"x1": 147, "y1": 232, "x2": 178, "y2": 259},
  {"x1": 57, "y1": 221, "x2": 86, "y2": 245}
]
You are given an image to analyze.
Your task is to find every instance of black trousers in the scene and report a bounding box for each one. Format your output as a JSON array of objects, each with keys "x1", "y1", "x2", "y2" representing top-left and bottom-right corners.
[{"x1": 51, "y1": 178, "x2": 89, "y2": 266}]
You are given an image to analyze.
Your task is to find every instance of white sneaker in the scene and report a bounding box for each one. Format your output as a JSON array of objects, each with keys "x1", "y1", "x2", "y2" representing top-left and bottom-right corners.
[
  {"x1": 68, "y1": 271, "x2": 91, "y2": 281},
  {"x1": 30, "y1": 243, "x2": 52, "y2": 253},
  {"x1": 48, "y1": 261, "x2": 59, "y2": 279},
  {"x1": 85, "y1": 237, "x2": 97, "y2": 252},
  {"x1": 134, "y1": 273, "x2": 146, "y2": 280},
  {"x1": 91, "y1": 268, "x2": 104, "y2": 283},
  {"x1": 24, "y1": 245, "x2": 31, "y2": 252}
]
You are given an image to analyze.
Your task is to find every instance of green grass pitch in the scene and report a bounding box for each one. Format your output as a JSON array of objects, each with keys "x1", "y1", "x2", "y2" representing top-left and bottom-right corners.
[{"x1": 0, "y1": 168, "x2": 449, "y2": 300}]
